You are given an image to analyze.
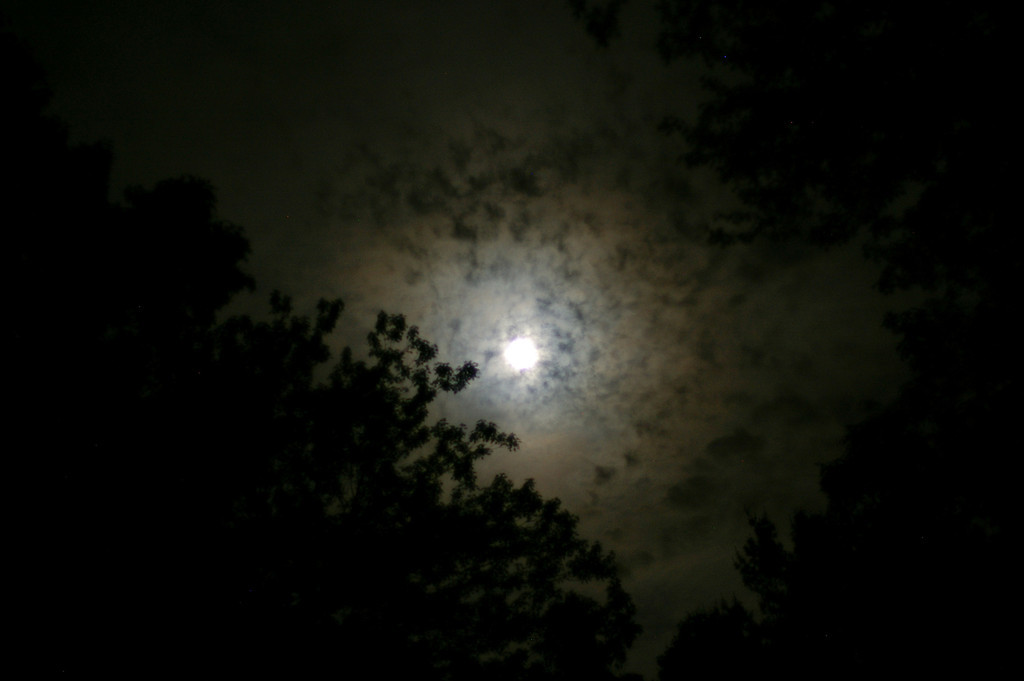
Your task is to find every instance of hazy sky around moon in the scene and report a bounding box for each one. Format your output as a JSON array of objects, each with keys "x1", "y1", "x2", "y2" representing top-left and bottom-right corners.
[{"x1": 4, "y1": 1, "x2": 916, "y2": 674}]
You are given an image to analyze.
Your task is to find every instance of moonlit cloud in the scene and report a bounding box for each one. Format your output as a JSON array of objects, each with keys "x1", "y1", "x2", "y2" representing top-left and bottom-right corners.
[
  {"x1": 6, "y1": 2, "x2": 914, "y2": 675},
  {"x1": 300, "y1": 115, "x2": 907, "y2": 672}
]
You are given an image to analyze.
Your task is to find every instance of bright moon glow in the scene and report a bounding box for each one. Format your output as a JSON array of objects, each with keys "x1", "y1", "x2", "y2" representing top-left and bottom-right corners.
[{"x1": 505, "y1": 337, "x2": 539, "y2": 371}]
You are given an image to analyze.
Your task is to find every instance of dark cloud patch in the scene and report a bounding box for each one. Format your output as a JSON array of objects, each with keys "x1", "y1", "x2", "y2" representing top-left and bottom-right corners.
[
  {"x1": 504, "y1": 166, "x2": 543, "y2": 197},
  {"x1": 363, "y1": 162, "x2": 404, "y2": 200},
  {"x1": 448, "y1": 139, "x2": 472, "y2": 173},
  {"x1": 618, "y1": 549, "x2": 655, "y2": 578},
  {"x1": 612, "y1": 244, "x2": 631, "y2": 272},
  {"x1": 484, "y1": 254, "x2": 512, "y2": 278},
  {"x1": 459, "y1": 247, "x2": 482, "y2": 284},
  {"x1": 483, "y1": 201, "x2": 505, "y2": 222},
  {"x1": 568, "y1": 301, "x2": 585, "y2": 324},
  {"x1": 695, "y1": 328, "x2": 718, "y2": 366},
  {"x1": 404, "y1": 268, "x2": 424, "y2": 286},
  {"x1": 614, "y1": 165, "x2": 632, "y2": 191},
  {"x1": 735, "y1": 258, "x2": 768, "y2": 284},
  {"x1": 594, "y1": 465, "x2": 616, "y2": 484},
  {"x1": 466, "y1": 173, "x2": 496, "y2": 193},
  {"x1": 751, "y1": 394, "x2": 823, "y2": 428},
  {"x1": 323, "y1": 151, "x2": 416, "y2": 229},
  {"x1": 557, "y1": 337, "x2": 577, "y2": 354},
  {"x1": 506, "y1": 210, "x2": 530, "y2": 242},
  {"x1": 632, "y1": 418, "x2": 666, "y2": 441},
  {"x1": 657, "y1": 170, "x2": 694, "y2": 203},
  {"x1": 740, "y1": 342, "x2": 766, "y2": 368},
  {"x1": 541, "y1": 131, "x2": 599, "y2": 184},
  {"x1": 536, "y1": 296, "x2": 581, "y2": 322},
  {"x1": 631, "y1": 550, "x2": 655, "y2": 568},
  {"x1": 407, "y1": 187, "x2": 444, "y2": 215},
  {"x1": 723, "y1": 391, "x2": 755, "y2": 410},
  {"x1": 665, "y1": 474, "x2": 721, "y2": 511},
  {"x1": 705, "y1": 427, "x2": 765, "y2": 462},
  {"x1": 659, "y1": 514, "x2": 720, "y2": 556},
  {"x1": 474, "y1": 127, "x2": 511, "y2": 156},
  {"x1": 668, "y1": 210, "x2": 703, "y2": 240},
  {"x1": 392, "y1": 232, "x2": 430, "y2": 260},
  {"x1": 407, "y1": 167, "x2": 458, "y2": 215},
  {"x1": 452, "y1": 217, "x2": 478, "y2": 242},
  {"x1": 623, "y1": 450, "x2": 640, "y2": 467}
]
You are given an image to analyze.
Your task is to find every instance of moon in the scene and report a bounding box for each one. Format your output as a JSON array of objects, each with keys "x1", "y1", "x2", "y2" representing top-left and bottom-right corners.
[{"x1": 504, "y1": 337, "x2": 539, "y2": 371}]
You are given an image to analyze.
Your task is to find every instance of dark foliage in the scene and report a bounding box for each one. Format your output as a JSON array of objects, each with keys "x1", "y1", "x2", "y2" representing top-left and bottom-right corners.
[
  {"x1": 653, "y1": 1, "x2": 1014, "y2": 278},
  {"x1": 573, "y1": 2, "x2": 1015, "y2": 677},
  {"x1": 575, "y1": 1, "x2": 1017, "y2": 295},
  {"x1": 7, "y1": 25, "x2": 640, "y2": 677},
  {"x1": 657, "y1": 599, "x2": 761, "y2": 679}
]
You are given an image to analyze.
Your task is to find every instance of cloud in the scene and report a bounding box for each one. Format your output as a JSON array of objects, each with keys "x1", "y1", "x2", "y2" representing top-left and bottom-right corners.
[
  {"x1": 278, "y1": 83, "x2": 908, "y2": 681},
  {"x1": 6, "y1": 2, "x2": 917, "y2": 677},
  {"x1": 705, "y1": 428, "x2": 766, "y2": 461},
  {"x1": 594, "y1": 465, "x2": 617, "y2": 484},
  {"x1": 665, "y1": 474, "x2": 720, "y2": 512}
]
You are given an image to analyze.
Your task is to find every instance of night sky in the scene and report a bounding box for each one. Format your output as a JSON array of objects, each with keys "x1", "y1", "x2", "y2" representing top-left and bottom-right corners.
[{"x1": 6, "y1": 2, "x2": 921, "y2": 675}]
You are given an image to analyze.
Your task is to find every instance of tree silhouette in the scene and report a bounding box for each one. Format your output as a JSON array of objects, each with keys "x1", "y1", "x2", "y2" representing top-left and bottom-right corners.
[
  {"x1": 136, "y1": 303, "x2": 639, "y2": 679},
  {"x1": 656, "y1": 599, "x2": 761, "y2": 680},
  {"x1": 573, "y1": 2, "x2": 1015, "y2": 676},
  {"x1": 573, "y1": 0, "x2": 1015, "y2": 295},
  {"x1": 6, "y1": 24, "x2": 641, "y2": 677}
]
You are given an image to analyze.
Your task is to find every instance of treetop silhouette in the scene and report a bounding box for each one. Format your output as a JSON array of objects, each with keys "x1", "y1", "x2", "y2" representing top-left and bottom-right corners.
[
  {"x1": 6, "y1": 24, "x2": 641, "y2": 677},
  {"x1": 569, "y1": 3, "x2": 1015, "y2": 677}
]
